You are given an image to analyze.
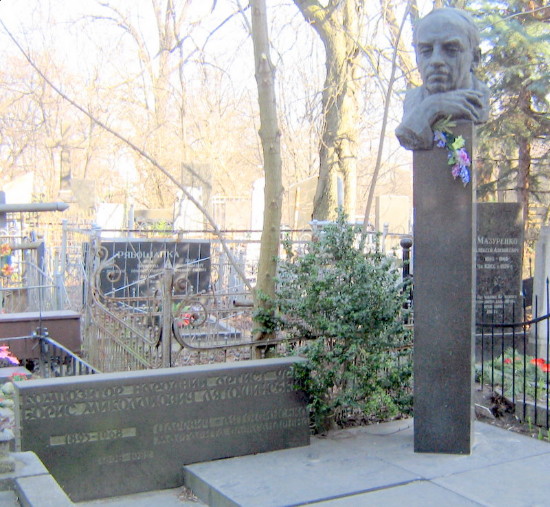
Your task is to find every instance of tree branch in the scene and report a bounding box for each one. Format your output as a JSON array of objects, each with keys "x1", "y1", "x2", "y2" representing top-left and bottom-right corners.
[{"x1": 0, "y1": 18, "x2": 253, "y2": 291}]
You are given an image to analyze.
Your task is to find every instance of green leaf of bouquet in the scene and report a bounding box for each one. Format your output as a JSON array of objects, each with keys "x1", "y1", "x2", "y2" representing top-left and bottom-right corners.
[
  {"x1": 450, "y1": 136, "x2": 465, "y2": 150},
  {"x1": 447, "y1": 152, "x2": 457, "y2": 165},
  {"x1": 432, "y1": 115, "x2": 457, "y2": 133}
]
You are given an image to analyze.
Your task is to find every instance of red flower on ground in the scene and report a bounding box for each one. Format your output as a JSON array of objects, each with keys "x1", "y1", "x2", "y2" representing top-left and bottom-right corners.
[
  {"x1": 541, "y1": 364, "x2": 550, "y2": 373},
  {"x1": 504, "y1": 358, "x2": 512, "y2": 364},
  {"x1": 176, "y1": 313, "x2": 194, "y2": 327},
  {"x1": 530, "y1": 358, "x2": 546, "y2": 366},
  {"x1": 1, "y1": 264, "x2": 14, "y2": 277}
]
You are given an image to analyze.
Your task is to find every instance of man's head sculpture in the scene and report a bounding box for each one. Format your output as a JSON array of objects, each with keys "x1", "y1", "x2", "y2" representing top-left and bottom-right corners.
[{"x1": 395, "y1": 8, "x2": 489, "y2": 151}]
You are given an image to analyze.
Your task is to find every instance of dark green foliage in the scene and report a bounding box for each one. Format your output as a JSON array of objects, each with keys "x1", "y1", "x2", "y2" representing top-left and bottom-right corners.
[
  {"x1": 471, "y1": 1, "x2": 549, "y2": 237},
  {"x1": 275, "y1": 210, "x2": 413, "y2": 433}
]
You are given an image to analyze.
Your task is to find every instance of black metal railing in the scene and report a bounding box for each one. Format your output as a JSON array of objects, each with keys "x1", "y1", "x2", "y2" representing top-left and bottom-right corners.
[
  {"x1": 1, "y1": 329, "x2": 99, "y2": 378},
  {"x1": 477, "y1": 280, "x2": 550, "y2": 429},
  {"x1": 36, "y1": 329, "x2": 100, "y2": 377}
]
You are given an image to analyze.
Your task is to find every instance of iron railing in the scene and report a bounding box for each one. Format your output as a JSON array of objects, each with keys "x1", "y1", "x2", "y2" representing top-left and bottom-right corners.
[
  {"x1": 477, "y1": 282, "x2": 550, "y2": 429},
  {"x1": 1, "y1": 330, "x2": 99, "y2": 378}
]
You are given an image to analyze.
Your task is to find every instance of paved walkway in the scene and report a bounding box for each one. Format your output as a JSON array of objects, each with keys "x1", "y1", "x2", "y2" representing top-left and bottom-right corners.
[{"x1": 182, "y1": 419, "x2": 550, "y2": 506}]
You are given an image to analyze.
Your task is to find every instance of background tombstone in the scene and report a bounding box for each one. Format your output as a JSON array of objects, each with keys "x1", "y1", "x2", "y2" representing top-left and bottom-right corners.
[
  {"x1": 413, "y1": 122, "x2": 476, "y2": 455},
  {"x1": 532, "y1": 226, "x2": 550, "y2": 359},
  {"x1": 95, "y1": 239, "x2": 211, "y2": 300},
  {"x1": 476, "y1": 203, "x2": 524, "y2": 356}
]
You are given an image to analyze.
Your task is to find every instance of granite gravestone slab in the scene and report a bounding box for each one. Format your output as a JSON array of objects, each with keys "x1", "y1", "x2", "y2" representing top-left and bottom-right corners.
[
  {"x1": 14, "y1": 358, "x2": 310, "y2": 502},
  {"x1": 476, "y1": 202, "x2": 523, "y2": 324},
  {"x1": 413, "y1": 122, "x2": 476, "y2": 455},
  {"x1": 95, "y1": 239, "x2": 211, "y2": 299}
]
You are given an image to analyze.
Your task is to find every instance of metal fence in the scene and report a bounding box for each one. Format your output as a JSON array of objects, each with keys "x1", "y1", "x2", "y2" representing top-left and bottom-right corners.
[
  {"x1": 477, "y1": 282, "x2": 550, "y2": 429},
  {"x1": 2, "y1": 213, "x2": 413, "y2": 373},
  {"x1": 1, "y1": 330, "x2": 99, "y2": 378}
]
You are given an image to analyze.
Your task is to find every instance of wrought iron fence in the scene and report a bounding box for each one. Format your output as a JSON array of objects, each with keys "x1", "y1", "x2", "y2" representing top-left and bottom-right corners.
[
  {"x1": 477, "y1": 281, "x2": 550, "y2": 429},
  {"x1": 2, "y1": 214, "x2": 413, "y2": 373},
  {"x1": 1, "y1": 330, "x2": 99, "y2": 378}
]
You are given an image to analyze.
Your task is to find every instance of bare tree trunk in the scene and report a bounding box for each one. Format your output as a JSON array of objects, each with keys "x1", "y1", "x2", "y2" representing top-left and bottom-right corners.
[
  {"x1": 517, "y1": 89, "x2": 532, "y2": 238},
  {"x1": 380, "y1": 0, "x2": 419, "y2": 88},
  {"x1": 294, "y1": 0, "x2": 362, "y2": 221},
  {"x1": 250, "y1": 0, "x2": 283, "y2": 356}
]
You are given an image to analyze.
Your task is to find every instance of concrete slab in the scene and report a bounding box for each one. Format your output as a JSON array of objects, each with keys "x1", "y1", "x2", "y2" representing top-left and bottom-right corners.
[
  {"x1": 183, "y1": 420, "x2": 550, "y2": 507},
  {"x1": 0, "y1": 490, "x2": 19, "y2": 507},
  {"x1": 352, "y1": 419, "x2": 550, "y2": 479},
  {"x1": 310, "y1": 480, "x2": 483, "y2": 506},
  {"x1": 184, "y1": 421, "x2": 421, "y2": 507},
  {"x1": 434, "y1": 453, "x2": 550, "y2": 506},
  {"x1": 0, "y1": 452, "x2": 49, "y2": 491},
  {"x1": 15, "y1": 474, "x2": 72, "y2": 507}
]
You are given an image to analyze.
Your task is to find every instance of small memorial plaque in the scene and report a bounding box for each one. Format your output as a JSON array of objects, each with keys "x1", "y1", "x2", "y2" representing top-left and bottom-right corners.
[
  {"x1": 476, "y1": 203, "x2": 523, "y2": 324},
  {"x1": 14, "y1": 358, "x2": 309, "y2": 502}
]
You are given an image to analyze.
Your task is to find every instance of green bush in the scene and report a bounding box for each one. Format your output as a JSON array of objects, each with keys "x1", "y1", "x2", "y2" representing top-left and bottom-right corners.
[{"x1": 275, "y1": 210, "x2": 413, "y2": 433}]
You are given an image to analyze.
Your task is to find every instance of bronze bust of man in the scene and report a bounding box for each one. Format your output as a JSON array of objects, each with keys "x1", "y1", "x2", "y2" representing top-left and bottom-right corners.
[{"x1": 395, "y1": 8, "x2": 490, "y2": 151}]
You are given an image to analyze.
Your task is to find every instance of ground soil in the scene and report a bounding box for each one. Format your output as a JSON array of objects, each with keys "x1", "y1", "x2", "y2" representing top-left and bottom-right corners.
[{"x1": 473, "y1": 383, "x2": 550, "y2": 442}]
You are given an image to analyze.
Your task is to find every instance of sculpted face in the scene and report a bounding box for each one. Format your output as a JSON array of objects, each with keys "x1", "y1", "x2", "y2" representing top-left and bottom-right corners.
[{"x1": 415, "y1": 13, "x2": 475, "y2": 94}]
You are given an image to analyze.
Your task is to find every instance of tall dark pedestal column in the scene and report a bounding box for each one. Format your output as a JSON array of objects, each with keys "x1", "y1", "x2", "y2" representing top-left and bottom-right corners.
[{"x1": 413, "y1": 122, "x2": 476, "y2": 454}]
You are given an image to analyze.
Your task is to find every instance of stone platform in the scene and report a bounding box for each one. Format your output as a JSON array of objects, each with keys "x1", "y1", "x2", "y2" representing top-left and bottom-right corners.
[{"x1": 182, "y1": 419, "x2": 550, "y2": 506}]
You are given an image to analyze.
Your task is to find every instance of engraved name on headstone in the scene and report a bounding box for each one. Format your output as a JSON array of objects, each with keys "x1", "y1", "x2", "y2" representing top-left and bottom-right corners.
[{"x1": 15, "y1": 358, "x2": 309, "y2": 502}]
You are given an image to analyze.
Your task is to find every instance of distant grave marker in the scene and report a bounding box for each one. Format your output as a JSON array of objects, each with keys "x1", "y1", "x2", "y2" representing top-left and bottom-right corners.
[
  {"x1": 476, "y1": 202, "x2": 523, "y2": 324},
  {"x1": 95, "y1": 239, "x2": 211, "y2": 298},
  {"x1": 14, "y1": 358, "x2": 310, "y2": 502}
]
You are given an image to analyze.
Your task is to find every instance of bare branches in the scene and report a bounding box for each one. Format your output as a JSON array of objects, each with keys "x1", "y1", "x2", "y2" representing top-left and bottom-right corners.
[
  {"x1": 0, "y1": 17, "x2": 253, "y2": 291},
  {"x1": 363, "y1": 1, "x2": 411, "y2": 231}
]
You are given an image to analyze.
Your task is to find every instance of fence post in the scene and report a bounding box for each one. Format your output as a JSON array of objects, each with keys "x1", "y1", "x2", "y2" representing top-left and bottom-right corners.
[
  {"x1": 382, "y1": 223, "x2": 389, "y2": 253},
  {"x1": 82, "y1": 225, "x2": 101, "y2": 364},
  {"x1": 55, "y1": 272, "x2": 64, "y2": 311},
  {"x1": 55, "y1": 219, "x2": 68, "y2": 310},
  {"x1": 400, "y1": 237, "x2": 413, "y2": 322},
  {"x1": 161, "y1": 265, "x2": 174, "y2": 368},
  {"x1": 400, "y1": 237, "x2": 413, "y2": 280}
]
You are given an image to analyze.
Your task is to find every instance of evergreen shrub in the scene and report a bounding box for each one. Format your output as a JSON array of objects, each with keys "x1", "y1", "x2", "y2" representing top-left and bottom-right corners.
[{"x1": 275, "y1": 211, "x2": 413, "y2": 433}]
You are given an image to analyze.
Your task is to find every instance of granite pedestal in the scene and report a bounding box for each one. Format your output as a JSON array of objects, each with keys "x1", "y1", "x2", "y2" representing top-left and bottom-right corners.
[{"x1": 412, "y1": 122, "x2": 476, "y2": 454}]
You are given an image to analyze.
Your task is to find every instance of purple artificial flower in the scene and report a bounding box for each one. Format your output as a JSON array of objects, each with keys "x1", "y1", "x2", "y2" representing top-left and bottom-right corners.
[
  {"x1": 456, "y1": 148, "x2": 471, "y2": 167},
  {"x1": 451, "y1": 164, "x2": 461, "y2": 179},
  {"x1": 434, "y1": 131, "x2": 447, "y2": 148}
]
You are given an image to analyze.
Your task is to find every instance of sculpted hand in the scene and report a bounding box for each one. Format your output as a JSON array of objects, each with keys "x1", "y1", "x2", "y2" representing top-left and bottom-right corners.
[
  {"x1": 396, "y1": 83, "x2": 490, "y2": 150},
  {"x1": 422, "y1": 89, "x2": 487, "y2": 125}
]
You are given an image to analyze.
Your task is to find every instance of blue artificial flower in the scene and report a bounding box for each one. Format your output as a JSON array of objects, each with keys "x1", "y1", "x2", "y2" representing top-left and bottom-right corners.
[
  {"x1": 460, "y1": 166, "x2": 470, "y2": 185},
  {"x1": 434, "y1": 128, "x2": 471, "y2": 186},
  {"x1": 433, "y1": 131, "x2": 447, "y2": 148}
]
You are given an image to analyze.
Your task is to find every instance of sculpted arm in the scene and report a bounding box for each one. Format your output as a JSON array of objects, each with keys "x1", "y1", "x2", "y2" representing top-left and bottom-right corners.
[{"x1": 395, "y1": 88, "x2": 488, "y2": 150}]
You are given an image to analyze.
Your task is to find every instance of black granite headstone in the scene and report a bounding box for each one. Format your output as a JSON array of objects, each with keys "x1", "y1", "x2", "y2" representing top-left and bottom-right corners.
[
  {"x1": 476, "y1": 202, "x2": 523, "y2": 323},
  {"x1": 93, "y1": 239, "x2": 211, "y2": 299},
  {"x1": 14, "y1": 358, "x2": 310, "y2": 501},
  {"x1": 413, "y1": 122, "x2": 476, "y2": 454}
]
